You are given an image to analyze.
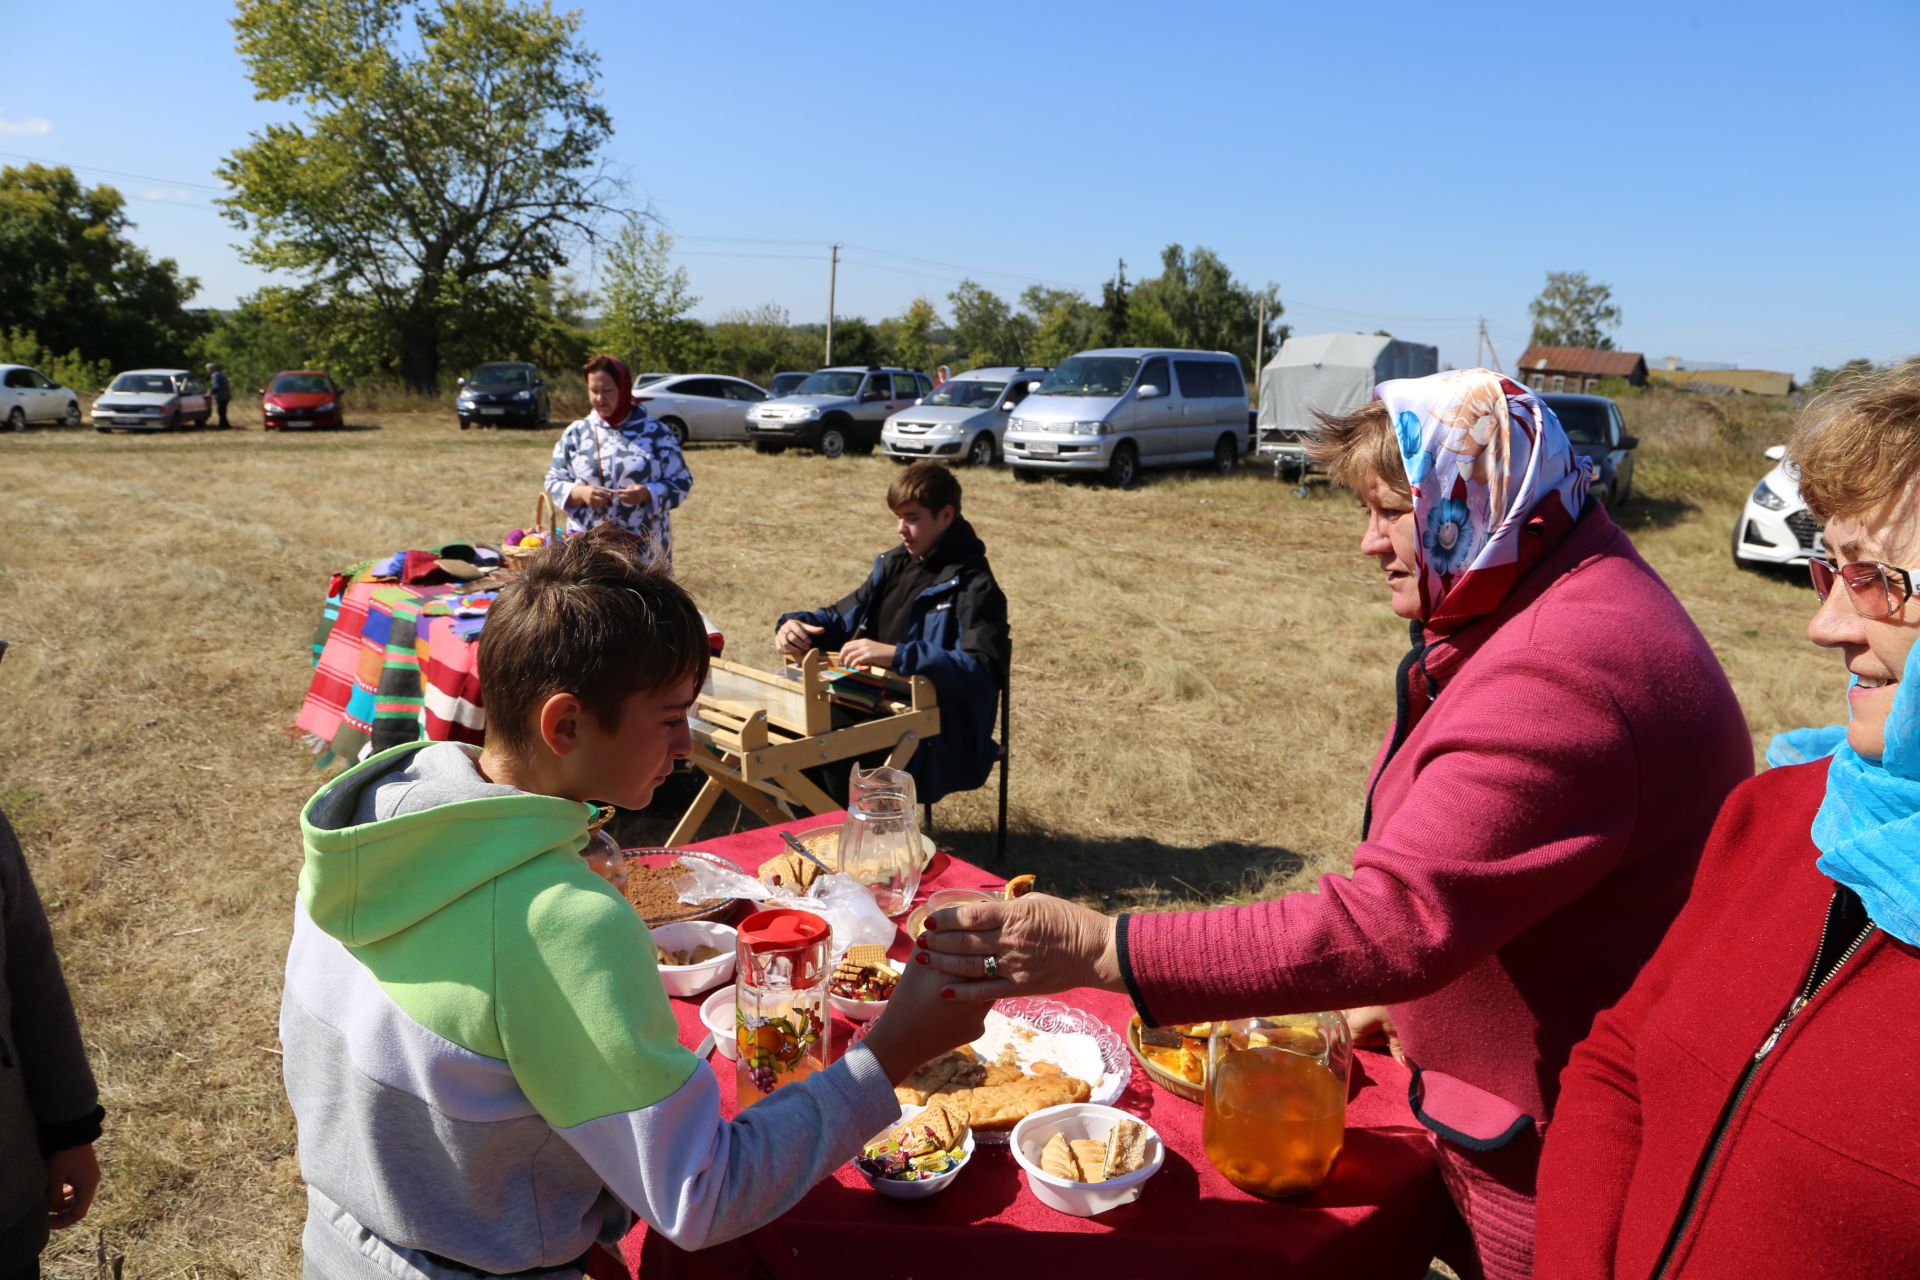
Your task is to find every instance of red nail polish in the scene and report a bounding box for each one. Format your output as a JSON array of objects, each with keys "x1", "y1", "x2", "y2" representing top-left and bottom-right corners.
[
  {"x1": 915, "y1": 951, "x2": 928, "y2": 965},
  {"x1": 941, "y1": 988, "x2": 955, "y2": 1000}
]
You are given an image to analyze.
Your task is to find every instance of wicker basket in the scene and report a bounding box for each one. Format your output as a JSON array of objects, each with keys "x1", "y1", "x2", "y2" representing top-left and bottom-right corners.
[{"x1": 503, "y1": 491, "x2": 561, "y2": 569}]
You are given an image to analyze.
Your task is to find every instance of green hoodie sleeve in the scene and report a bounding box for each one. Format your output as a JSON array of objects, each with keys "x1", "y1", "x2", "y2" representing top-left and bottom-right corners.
[{"x1": 493, "y1": 854, "x2": 696, "y2": 1124}]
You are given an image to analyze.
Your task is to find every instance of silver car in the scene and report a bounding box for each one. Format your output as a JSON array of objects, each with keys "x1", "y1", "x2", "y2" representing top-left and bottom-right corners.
[
  {"x1": 880, "y1": 366, "x2": 1047, "y2": 466},
  {"x1": 0, "y1": 364, "x2": 82, "y2": 430},
  {"x1": 1002, "y1": 348, "x2": 1249, "y2": 487},
  {"x1": 632, "y1": 374, "x2": 771, "y2": 444},
  {"x1": 745, "y1": 365, "x2": 932, "y2": 457},
  {"x1": 91, "y1": 368, "x2": 214, "y2": 432}
]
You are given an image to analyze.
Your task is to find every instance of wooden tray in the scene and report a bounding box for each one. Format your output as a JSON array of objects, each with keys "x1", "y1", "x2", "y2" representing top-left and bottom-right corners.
[{"x1": 1124, "y1": 1016, "x2": 1206, "y2": 1104}]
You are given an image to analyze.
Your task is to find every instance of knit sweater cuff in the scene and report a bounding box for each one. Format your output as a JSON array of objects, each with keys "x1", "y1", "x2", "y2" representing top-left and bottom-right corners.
[{"x1": 38, "y1": 1103, "x2": 103, "y2": 1157}]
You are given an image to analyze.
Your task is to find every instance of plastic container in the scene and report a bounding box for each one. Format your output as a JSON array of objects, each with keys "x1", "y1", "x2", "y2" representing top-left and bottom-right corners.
[
  {"x1": 856, "y1": 1115, "x2": 976, "y2": 1201},
  {"x1": 649, "y1": 921, "x2": 737, "y2": 998},
  {"x1": 905, "y1": 887, "x2": 998, "y2": 940},
  {"x1": 700, "y1": 986, "x2": 739, "y2": 1060},
  {"x1": 1010, "y1": 1103, "x2": 1165, "y2": 1217},
  {"x1": 735, "y1": 908, "x2": 833, "y2": 1103}
]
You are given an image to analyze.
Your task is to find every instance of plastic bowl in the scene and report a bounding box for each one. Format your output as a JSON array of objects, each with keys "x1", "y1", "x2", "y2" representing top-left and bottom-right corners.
[
  {"x1": 699, "y1": 985, "x2": 739, "y2": 1060},
  {"x1": 829, "y1": 959, "x2": 903, "y2": 1023},
  {"x1": 855, "y1": 1109, "x2": 976, "y2": 1200},
  {"x1": 1010, "y1": 1103, "x2": 1165, "y2": 1217},
  {"x1": 650, "y1": 921, "x2": 737, "y2": 998}
]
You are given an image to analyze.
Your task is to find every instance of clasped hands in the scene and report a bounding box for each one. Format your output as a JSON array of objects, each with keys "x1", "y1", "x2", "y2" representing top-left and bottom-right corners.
[{"x1": 568, "y1": 482, "x2": 653, "y2": 512}]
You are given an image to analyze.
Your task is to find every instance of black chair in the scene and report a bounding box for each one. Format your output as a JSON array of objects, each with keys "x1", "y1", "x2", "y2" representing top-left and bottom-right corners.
[{"x1": 921, "y1": 634, "x2": 1011, "y2": 864}]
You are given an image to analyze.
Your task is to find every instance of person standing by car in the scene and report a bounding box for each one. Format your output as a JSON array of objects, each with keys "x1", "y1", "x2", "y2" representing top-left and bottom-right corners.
[
  {"x1": 205, "y1": 363, "x2": 231, "y2": 429},
  {"x1": 544, "y1": 355, "x2": 691, "y2": 569}
]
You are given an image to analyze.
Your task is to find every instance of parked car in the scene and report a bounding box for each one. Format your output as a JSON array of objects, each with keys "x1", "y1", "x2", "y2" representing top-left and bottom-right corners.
[
  {"x1": 631, "y1": 372, "x2": 672, "y2": 390},
  {"x1": 880, "y1": 365, "x2": 1047, "y2": 466},
  {"x1": 631, "y1": 374, "x2": 770, "y2": 443},
  {"x1": 1734, "y1": 444, "x2": 1824, "y2": 568},
  {"x1": 1002, "y1": 348, "x2": 1249, "y2": 487},
  {"x1": 261, "y1": 370, "x2": 344, "y2": 430},
  {"x1": 90, "y1": 368, "x2": 212, "y2": 432},
  {"x1": 455, "y1": 362, "x2": 549, "y2": 429},
  {"x1": 744, "y1": 366, "x2": 932, "y2": 457},
  {"x1": 0, "y1": 364, "x2": 82, "y2": 430},
  {"x1": 1540, "y1": 392, "x2": 1638, "y2": 506},
  {"x1": 768, "y1": 371, "x2": 810, "y2": 398}
]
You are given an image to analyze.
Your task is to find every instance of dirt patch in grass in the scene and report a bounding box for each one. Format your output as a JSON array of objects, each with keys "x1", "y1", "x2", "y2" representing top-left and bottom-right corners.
[{"x1": 0, "y1": 391, "x2": 1834, "y2": 1275}]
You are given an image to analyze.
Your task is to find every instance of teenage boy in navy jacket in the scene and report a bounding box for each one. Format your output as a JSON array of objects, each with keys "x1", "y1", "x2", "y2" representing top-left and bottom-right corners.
[{"x1": 775, "y1": 462, "x2": 1009, "y2": 804}]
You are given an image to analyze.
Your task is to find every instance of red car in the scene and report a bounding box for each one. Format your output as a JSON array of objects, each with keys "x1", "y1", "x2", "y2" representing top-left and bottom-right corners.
[{"x1": 262, "y1": 370, "x2": 344, "y2": 430}]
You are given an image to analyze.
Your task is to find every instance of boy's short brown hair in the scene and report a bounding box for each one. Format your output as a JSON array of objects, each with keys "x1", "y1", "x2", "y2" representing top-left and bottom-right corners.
[
  {"x1": 887, "y1": 461, "x2": 962, "y2": 515},
  {"x1": 1788, "y1": 362, "x2": 1920, "y2": 522},
  {"x1": 1304, "y1": 400, "x2": 1406, "y2": 496},
  {"x1": 477, "y1": 526, "x2": 710, "y2": 754}
]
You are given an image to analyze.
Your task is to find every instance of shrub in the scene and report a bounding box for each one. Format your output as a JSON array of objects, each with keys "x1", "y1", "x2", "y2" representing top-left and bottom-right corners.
[{"x1": 0, "y1": 326, "x2": 113, "y2": 394}]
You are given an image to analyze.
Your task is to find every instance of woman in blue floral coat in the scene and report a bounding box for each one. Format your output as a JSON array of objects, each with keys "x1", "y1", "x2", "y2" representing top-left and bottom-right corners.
[{"x1": 544, "y1": 354, "x2": 692, "y2": 568}]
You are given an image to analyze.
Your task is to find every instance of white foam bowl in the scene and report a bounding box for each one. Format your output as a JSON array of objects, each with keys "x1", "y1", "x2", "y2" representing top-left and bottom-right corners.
[
  {"x1": 1010, "y1": 1103, "x2": 1165, "y2": 1217},
  {"x1": 829, "y1": 960, "x2": 903, "y2": 1023},
  {"x1": 651, "y1": 921, "x2": 737, "y2": 998},
  {"x1": 699, "y1": 985, "x2": 739, "y2": 1060},
  {"x1": 856, "y1": 1107, "x2": 976, "y2": 1200}
]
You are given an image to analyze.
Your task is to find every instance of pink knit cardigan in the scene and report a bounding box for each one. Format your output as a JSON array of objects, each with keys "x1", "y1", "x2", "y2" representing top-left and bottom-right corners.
[{"x1": 1118, "y1": 510, "x2": 1753, "y2": 1140}]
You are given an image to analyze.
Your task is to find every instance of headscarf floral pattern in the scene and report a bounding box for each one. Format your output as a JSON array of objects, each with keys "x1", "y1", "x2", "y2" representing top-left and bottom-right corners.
[{"x1": 1377, "y1": 369, "x2": 1587, "y2": 632}]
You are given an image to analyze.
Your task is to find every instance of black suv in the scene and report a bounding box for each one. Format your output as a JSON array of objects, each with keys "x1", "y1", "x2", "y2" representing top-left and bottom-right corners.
[{"x1": 455, "y1": 362, "x2": 550, "y2": 429}]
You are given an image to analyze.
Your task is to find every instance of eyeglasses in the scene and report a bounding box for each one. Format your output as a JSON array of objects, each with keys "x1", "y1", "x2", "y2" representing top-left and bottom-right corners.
[{"x1": 1808, "y1": 557, "x2": 1920, "y2": 620}]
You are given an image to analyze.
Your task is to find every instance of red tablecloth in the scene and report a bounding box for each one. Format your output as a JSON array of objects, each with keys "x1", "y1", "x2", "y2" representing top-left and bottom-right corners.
[{"x1": 623, "y1": 815, "x2": 1453, "y2": 1279}]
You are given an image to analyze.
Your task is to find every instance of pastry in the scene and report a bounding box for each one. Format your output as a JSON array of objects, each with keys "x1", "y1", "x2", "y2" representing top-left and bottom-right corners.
[
  {"x1": 1002, "y1": 874, "x2": 1037, "y2": 900},
  {"x1": 1070, "y1": 1139, "x2": 1107, "y2": 1182},
  {"x1": 894, "y1": 1047, "x2": 986, "y2": 1106},
  {"x1": 845, "y1": 943, "x2": 890, "y2": 969},
  {"x1": 758, "y1": 850, "x2": 821, "y2": 892},
  {"x1": 962, "y1": 1071, "x2": 1092, "y2": 1131},
  {"x1": 894, "y1": 1097, "x2": 970, "y2": 1156},
  {"x1": 1040, "y1": 1132, "x2": 1078, "y2": 1180},
  {"x1": 1103, "y1": 1117, "x2": 1151, "y2": 1178}
]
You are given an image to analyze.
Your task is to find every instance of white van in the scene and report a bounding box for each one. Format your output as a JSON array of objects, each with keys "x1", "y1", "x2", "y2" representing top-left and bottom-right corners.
[{"x1": 1001, "y1": 348, "x2": 1249, "y2": 487}]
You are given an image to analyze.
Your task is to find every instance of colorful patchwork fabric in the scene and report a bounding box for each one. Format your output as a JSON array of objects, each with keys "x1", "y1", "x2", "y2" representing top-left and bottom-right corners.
[{"x1": 1376, "y1": 369, "x2": 1589, "y2": 633}]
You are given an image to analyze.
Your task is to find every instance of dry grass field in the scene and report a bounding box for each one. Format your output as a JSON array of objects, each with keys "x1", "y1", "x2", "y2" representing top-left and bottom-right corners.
[{"x1": 0, "y1": 389, "x2": 1836, "y2": 1276}]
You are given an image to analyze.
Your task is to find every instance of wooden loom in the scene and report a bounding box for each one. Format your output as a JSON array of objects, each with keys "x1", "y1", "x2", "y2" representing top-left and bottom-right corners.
[{"x1": 665, "y1": 649, "x2": 940, "y2": 847}]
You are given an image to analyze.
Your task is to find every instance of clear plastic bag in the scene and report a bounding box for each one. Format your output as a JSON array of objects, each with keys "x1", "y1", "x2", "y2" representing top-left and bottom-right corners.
[{"x1": 670, "y1": 858, "x2": 895, "y2": 961}]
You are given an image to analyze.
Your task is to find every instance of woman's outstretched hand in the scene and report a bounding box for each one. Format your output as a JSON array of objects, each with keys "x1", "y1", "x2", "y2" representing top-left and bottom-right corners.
[{"x1": 916, "y1": 894, "x2": 1125, "y2": 1002}]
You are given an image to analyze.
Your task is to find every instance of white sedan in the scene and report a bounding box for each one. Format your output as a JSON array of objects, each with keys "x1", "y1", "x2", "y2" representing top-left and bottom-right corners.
[
  {"x1": 1, "y1": 364, "x2": 83, "y2": 430},
  {"x1": 1733, "y1": 444, "x2": 1824, "y2": 568},
  {"x1": 632, "y1": 374, "x2": 770, "y2": 444}
]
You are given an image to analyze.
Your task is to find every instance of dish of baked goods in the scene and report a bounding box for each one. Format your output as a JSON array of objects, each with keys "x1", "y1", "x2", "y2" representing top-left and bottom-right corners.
[
  {"x1": 1125, "y1": 1016, "x2": 1218, "y2": 1103},
  {"x1": 620, "y1": 849, "x2": 740, "y2": 926},
  {"x1": 881, "y1": 999, "x2": 1130, "y2": 1143},
  {"x1": 854, "y1": 1097, "x2": 975, "y2": 1197}
]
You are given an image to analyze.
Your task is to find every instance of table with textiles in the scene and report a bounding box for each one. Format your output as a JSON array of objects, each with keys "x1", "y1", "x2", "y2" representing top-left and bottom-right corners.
[
  {"x1": 296, "y1": 561, "x2": 496, "y2": 768},
  {"x1": 624, "y1": 815, "x2": 1455, "y2": 1280}
]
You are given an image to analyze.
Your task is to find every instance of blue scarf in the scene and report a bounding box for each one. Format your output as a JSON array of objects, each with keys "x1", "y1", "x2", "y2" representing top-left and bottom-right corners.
[{"x1": 1772, "y1": 639, "x2": 1920, "y2": 946}]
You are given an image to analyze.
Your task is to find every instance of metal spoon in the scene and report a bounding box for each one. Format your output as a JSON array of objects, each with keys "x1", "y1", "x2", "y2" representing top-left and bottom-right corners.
[{"x1": 780, "y1": 830, "x2": 835, "y2": 877}]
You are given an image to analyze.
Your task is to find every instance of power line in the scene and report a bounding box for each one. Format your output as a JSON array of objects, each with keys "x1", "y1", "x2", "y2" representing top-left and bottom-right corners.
[{"x1": 0, "y1": 149, "x2": 228, "y2": 194}]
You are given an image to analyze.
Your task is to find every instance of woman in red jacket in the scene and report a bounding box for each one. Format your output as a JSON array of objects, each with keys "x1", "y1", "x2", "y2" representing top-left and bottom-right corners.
[
  {"x1": 1534, "y1": 368, "x2": 1920, "y2": 1278},
  {"x1": 921, "y1": 370, "x2": 1753, "y2": 1279}
]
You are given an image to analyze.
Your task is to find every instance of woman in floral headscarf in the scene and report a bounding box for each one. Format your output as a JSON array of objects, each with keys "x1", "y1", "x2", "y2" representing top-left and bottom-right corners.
[
  {"x1": 544, "y1": 354, "x2": 692, "y2": 568},
  {"x1": 919, "y1": 370, "x2": 1752, "y2": 1278}
]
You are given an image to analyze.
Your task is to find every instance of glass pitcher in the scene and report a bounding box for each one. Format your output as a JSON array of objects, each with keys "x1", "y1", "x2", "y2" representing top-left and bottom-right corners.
[
  {"x1": 1202, "y1": 1012, "x2": 1352, "y2": 1197},
  {"x1": 735, "y1": 908, "x2": 833, "y2": 1105},
  {"x1": 837, "y1": 764, "x2": 922, "y2": 917}
]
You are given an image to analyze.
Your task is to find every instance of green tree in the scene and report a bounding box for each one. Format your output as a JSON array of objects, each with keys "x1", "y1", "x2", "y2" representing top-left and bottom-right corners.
[
  {"x1": 1019, "y1": 285, "x2": 1096, "y2": 367},
  {"x1": 0, "y1": 164, "x2": 204, "y2": 370},
  {"x1": 882, "y1": 296, "x2": 944, "y2": 373},
  {"x1": 0, "y1": 327, "x2": 113, "y2": 396},
  {"x1": 707, "y1": 303, "x2": 820, "y2": 386},
  {"x1": 219, "y1": 0, "x2": 619, "y2": 391},
  {"x1": 1127, "y1": 244, "x2": 1283, "y2": 380},
  {"x1": 949, "y1": 280, "x2": 1020, "y2": 366},
  {"x1": 599, "y1": 222, "x2": 704, "y2": 373},
  {"x1": 1097, "y1": 260, "x2": 1131, "y2": 349},
  {"x1": 1528, "y1": 271, "x2": 1622, "y2": 350}
]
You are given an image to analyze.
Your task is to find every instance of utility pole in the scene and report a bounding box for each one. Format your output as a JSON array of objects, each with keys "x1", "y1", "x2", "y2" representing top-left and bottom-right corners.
[
  {"x1": 1254, "y1": 296, "x2": 1267, "y2": 386},
  {"x1": 1477, "y1": 318, "x2": 1503, "y2": 374},
  {"x1": 825, "y1": 244, "x2": 839, "y2": 365}
]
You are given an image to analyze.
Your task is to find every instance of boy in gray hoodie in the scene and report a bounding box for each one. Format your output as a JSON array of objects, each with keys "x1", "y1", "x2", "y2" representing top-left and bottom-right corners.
[{"x1": 284, "y1": 527, "x2": 986, "y2": 1278}]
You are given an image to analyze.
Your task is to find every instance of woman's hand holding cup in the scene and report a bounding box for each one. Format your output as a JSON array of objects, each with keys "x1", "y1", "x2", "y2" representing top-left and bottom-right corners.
[{"x1": 916, "y1": 894, "x2": 1124, "y2": 1001}]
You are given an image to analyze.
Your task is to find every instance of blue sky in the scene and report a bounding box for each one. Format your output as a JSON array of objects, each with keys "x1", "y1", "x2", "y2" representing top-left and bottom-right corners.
[{"x1": 4, "y1": 0, "x2": 1916, "y2": 377}]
